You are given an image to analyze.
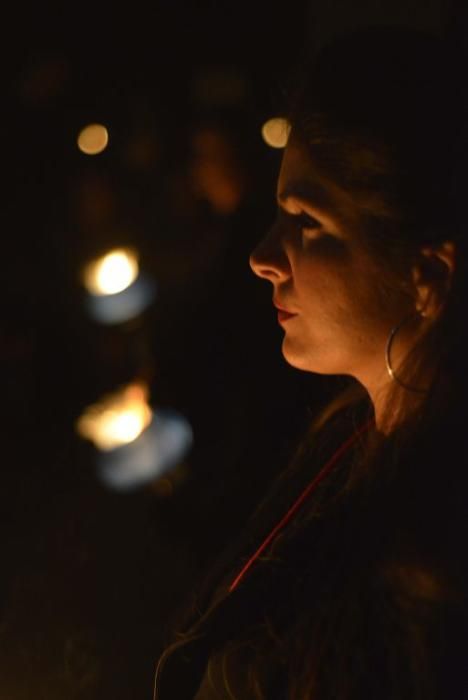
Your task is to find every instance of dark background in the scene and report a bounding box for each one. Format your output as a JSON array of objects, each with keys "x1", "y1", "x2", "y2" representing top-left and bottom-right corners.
[{"x1": 1, "y1": 2, "x2": 461, "y2": 698}]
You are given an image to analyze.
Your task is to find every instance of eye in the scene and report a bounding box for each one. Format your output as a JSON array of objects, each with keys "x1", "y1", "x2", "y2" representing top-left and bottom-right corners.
[
  {"x1": 295, "y1": 211, "x2": 321, "y2": 231},
  {"x1": 294, "y1": 212, "x2": 326, "y2": 241}
]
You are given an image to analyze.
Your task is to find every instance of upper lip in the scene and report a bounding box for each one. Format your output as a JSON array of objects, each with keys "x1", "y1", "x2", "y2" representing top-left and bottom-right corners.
[{"x1": 273, "y1": 299, "x2": 297, "y2": 314}]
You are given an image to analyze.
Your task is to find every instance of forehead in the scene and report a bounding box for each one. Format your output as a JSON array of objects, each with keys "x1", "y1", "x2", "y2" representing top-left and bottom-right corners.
[
  {"x1": 277, "y1": 137, "x2": 338, "y2": 211},
  {"x1": 278, "y1": 133, "x2": 396, "y2": 228},
  {"x1": 278, "y1": 136, "x2": 312, "y2": 188}
]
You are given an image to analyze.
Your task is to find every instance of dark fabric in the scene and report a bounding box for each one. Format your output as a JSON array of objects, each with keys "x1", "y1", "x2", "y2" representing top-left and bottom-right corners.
[{"x1": 154, "y1": 413, "x2": 468, "y2": 699}]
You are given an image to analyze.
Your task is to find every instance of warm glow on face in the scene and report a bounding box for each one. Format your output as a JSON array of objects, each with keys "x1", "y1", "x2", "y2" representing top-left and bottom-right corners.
[
  {"x1": 261, "y1": 117, "x2": 291, "y2": 149},
  {"x1": 83, "y1": 248, "x2": 139, "y2": 296},
  {"x1": 76, "y1": 382, "x2": 153, "y2": 451},
  {"x1": 77, "y1": 123, "x2": 109, "y2": 155}
]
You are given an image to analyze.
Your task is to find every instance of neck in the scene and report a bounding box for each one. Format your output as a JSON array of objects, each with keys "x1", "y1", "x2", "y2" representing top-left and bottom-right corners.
[{"x1": 365, "y1": 371, "x2": 428, "y2": 435}]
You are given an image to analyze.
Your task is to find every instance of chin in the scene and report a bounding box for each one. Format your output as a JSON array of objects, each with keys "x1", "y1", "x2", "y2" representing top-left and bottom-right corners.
[
  {"x1": 281, "y1": 339, "x2": 317, "y2": 373},
  {"x1": 281, "y1": 338, "x2": 341, "y2": 375}
]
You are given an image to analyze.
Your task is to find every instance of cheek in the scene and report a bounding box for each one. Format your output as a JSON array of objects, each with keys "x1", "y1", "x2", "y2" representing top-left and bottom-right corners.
[
  {"x1": 294, "y1": 254, "x2": 394, "y2": 343},
  {"x1": 293, "y1": 255, "x2": 354, "y2": 321},
  {"x1": 336, "y1": 272, "x2": 406, "y2": 364}
]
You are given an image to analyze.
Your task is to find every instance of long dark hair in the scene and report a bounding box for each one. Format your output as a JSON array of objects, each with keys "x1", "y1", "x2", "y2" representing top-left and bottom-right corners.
[{"x1": 159, "y1": 26, "x2": 468, "y2": 700}]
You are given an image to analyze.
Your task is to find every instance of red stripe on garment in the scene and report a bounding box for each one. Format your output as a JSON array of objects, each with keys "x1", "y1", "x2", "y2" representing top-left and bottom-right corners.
[{"x1": 229, "y1": 419, "x2": 374, "y2": 593}]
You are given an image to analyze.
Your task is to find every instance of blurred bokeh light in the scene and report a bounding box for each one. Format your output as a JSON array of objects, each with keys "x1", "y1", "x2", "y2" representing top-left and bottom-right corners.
[
  {"x1": 97, "y1": 408, "x2": 193, "y2": 491},
  {"x1": 261, "y1": 117, "x2": 290, "y2": 148},
  {"x1": 77, "y1": 123, "x2": 109, "y2": 155},
  {"x1": 76, "y1": 381, "x2": 152, "y2": 451},
  {"x1": 83, "y1": 248, "x2": 139, "y2": 296},
  {"x1": 84, "y1": 272, "x2": 157, "y2": 325}
]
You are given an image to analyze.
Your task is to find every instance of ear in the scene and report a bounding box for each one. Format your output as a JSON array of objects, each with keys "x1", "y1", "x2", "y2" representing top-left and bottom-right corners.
[{"x1": 412, "y1": 241, "x2": 456, "y2": 319}]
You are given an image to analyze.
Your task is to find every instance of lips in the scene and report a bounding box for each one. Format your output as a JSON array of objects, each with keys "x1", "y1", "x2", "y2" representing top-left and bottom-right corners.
[
  {"x1": 273, "y1": 299, "x2": 292, "y2": 314},
  {"x1": 277, "y1": 309, "x2": 296, "y2": 323},
  {"x1": 273, "y1": 299, "x2": 296, "y2": 314},
  {"x1": 273, "y1": 299, "x2": 297, "y2": 324}
]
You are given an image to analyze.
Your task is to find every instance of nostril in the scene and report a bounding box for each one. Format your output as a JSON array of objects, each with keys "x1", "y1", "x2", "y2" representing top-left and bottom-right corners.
[
  {"x1": 250, "y1": 261, "x2": 282, "y2": 281},
  {"x1": 249, "y1": 231, "x2": 289, "y2": 281}
]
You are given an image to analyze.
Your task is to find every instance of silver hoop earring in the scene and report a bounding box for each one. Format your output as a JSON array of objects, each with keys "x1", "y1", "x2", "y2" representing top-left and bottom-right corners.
[{"x1": 385, "y1": 313, "x2": 428, "y2": 394}]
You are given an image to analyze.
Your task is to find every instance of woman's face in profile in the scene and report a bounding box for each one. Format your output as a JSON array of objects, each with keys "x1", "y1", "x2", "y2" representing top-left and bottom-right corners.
[{"x1": 250, "y1": 134, "x2": 412, "y2": 390}]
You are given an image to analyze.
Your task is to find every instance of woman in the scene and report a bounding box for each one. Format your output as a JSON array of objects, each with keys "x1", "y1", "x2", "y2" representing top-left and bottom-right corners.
[{"x1": 154, "y1": 26, "x2": 468, "y2": 699}]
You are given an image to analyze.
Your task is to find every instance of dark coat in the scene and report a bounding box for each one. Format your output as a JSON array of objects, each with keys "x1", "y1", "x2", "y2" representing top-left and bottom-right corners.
[{"x1": 154, "y1": 414, "x2": 468, "y2": 699}]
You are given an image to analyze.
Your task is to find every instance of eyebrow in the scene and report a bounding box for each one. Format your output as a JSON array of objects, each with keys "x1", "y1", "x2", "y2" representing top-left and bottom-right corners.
[{"x1": 277, "y1": 181, "x2": 335, "y2": 212}]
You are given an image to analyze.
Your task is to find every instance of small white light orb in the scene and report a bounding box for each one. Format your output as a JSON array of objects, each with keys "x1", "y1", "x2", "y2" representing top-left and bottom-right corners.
[{"x1": 83, "y1": 248, "x2": 139, "y2": 296}]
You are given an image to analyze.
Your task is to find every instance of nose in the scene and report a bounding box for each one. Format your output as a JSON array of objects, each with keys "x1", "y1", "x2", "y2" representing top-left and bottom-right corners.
[{"x1": 249, "y1": 223, "x2": 290, "y2": 282}]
